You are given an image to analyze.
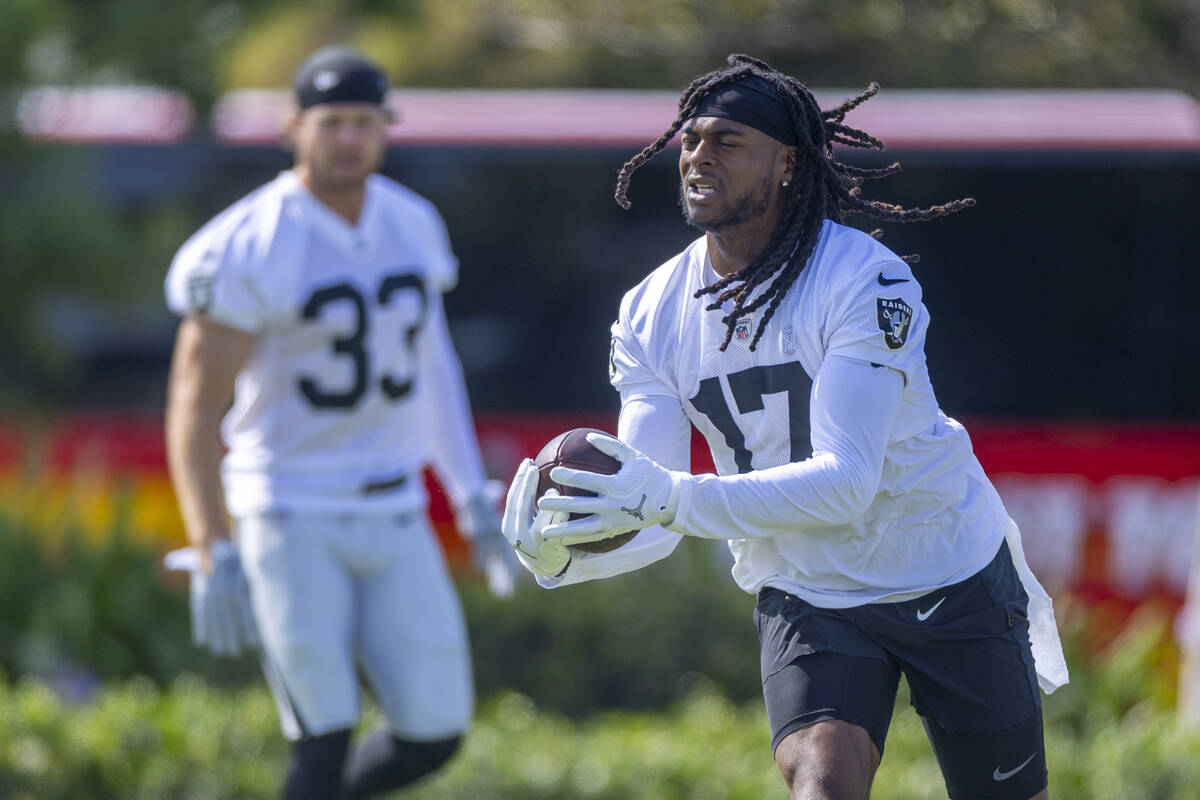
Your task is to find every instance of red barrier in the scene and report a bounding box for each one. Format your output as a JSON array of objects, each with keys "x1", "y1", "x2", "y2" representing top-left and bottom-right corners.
[{"x1": 2, "y1": 414, "x2": 1197, "y2": 611}]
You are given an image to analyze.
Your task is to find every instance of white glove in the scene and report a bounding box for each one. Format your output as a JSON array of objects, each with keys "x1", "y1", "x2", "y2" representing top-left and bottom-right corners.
[
  {"x1": 502, "y1": 458, "x2": 571, "y2": 578},
  {"x1": 169, "y1": 540, "x2": 258, "y2": 658},
  {"x1": 538, "y1": 432, "x2": 684, "y2": 545},
  {"x1": 456, "y1": 483, "x2": 519, "y2": 598}
]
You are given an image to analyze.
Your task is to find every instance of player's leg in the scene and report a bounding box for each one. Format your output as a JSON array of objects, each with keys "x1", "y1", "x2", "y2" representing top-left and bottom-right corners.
[
  {"x1": 772, "y1": 714, "x2": 880, "y2": 799},
  {"x1": 282, "y1": 729, "x2": 352, "y2": 800},
  {"x1": 342, "y1": 512, "x2": 473, "y2": 796},
  {"x1": 236, "y1": 512, "x2": 362, "y2": 798},
  {"x1": 921, "y1": 712, "x2": 1048, "y2": 800},
  {"x1": 875, "y1": 540, "x2": 1049, "y2": 800},
  {"x1": 340, "y1": 730, "x2": 461, "y2": 800},
  {"x1": 756, "y1": 588, "x2": 901, "y2": 800}
]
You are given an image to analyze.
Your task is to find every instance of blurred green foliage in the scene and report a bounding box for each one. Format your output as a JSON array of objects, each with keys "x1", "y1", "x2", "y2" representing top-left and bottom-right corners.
[
  {"x1": 0, "y1": 510, "x2": 757, "y2": 712},
  {"x1": 5, "y1": 0, "x2": 1200, "y2": 99},
  {"x1": 462, "y1": 539, "x2": 762, "y2": 715},
  {"x1": 0, "y1": 178, "x2": 194, "y2": 408},
  {"x1": 3, "y1": 633, "x2": 1200, "y2": 799},
  {"x1": 3, "y1": 512, "x2": 1200, "y2": 798},
  {"x1": 0, "y1": 512, "x2": 258, "y2": 690},
  {"x1": 0, "y1": 676, "x2": 285, "y2": 800}
]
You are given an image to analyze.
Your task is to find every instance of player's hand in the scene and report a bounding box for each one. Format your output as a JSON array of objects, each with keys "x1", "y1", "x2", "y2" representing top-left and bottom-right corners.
[
  {"x1": 539, "y1": 432, "x2": 683, "y2": 545},
  {"x1": 188, "y1": 539, "x2": 258, "y2": 658},
  {"x1": 456, "y1": 484, "x2": 519, "y2": 598},
  {"x1": 502, "y1": 459, "x2": 571, "y2": 578}
]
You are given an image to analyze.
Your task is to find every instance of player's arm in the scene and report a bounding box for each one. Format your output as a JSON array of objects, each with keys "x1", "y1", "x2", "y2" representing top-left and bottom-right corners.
[
  {"x1": 165, "y1": 315, "x2": 255, "y2": 574},
  {"x1": 417, "y1": 292, "x2": 519, "y2": 596},
  {"x1": 543, "y1": 355, "x2": 902, "y2": 542},
  {"x1": 418, "y1": 294, "x2": 488, "y2": 506},
  {"x1": 414, "y1": 203, "x2": 487, "y2": 507}
]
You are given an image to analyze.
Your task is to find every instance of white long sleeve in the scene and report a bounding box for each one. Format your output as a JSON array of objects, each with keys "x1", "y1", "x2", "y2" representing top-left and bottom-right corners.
[
  {"x1": 669, "y1": 356, "x2": 903, "y2": 540},
  {"x1": 420, "y1": 294, "x2": 487, "y2": 509}
]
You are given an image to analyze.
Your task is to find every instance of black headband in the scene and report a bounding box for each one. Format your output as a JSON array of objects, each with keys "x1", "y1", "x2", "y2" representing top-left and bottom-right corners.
[
  {"x1": 293, "y1": 46, "x2": 389, "y2": 110},
  {"x1": 686, "y1": 75, "x2": 798, "y2": 146}
]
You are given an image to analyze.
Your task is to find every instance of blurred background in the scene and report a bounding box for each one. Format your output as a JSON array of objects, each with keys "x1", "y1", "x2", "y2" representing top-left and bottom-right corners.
[{"x1": 1, "y1": 1, "x2": 1199, "y2": 798}]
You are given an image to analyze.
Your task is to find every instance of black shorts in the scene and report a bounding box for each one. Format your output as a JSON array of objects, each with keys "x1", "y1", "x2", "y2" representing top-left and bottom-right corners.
[{"x1": 754, "y1": 540, "x2": 1047, "y2": 800}]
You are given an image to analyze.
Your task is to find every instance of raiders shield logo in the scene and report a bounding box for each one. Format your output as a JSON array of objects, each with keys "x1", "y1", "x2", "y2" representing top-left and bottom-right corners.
[
  {"x1": 734, "y1": 316, "x2": 752, "y2": 344},
  {"x1": 876, "y1": 297, "x2": 912, "y2": 350}
]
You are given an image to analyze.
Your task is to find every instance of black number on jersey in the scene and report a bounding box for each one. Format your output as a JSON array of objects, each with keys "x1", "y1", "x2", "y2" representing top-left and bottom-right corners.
[
  {"x1": 377, "y1": 274, "x2": 427, "y2": 400},
  {"x1": 689, "y1": 362, "x2": 813, "y2": 474},
  {"x1": 298, "y1": 273, "x2": 427, "y2": 410},
  {"x1": 299, "y1": 284, "x2": 368, "y2": 408}
]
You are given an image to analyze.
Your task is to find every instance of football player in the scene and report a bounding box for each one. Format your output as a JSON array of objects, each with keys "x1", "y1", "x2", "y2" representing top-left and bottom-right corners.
[
  {"x1": 164, "y1": 45, "x2": 514, "y2": 800},
  {"x1": 504, "y1": 54, "x2": 1068, "y2": 800}
]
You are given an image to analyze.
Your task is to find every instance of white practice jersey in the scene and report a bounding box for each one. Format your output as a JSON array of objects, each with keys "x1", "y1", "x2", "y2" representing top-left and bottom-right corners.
[
  {"x1": 609, "y1": 220, "x2": 1010, "y2": 606},
  {"x1": 166, "y1": 171, "x2": 487, "y2": 517}
]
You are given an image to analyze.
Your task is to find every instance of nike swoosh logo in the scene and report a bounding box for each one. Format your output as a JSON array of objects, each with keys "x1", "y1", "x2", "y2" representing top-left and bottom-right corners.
[
  {"x1": 916, "y1": 597, "x2": 945, "y2": 621},
  {"x1": 877, "y1": 272, "x2": 909, "y2": 286},
  {"x1": 993, "y1": 752, "x2": 1037, "y2": 781}
]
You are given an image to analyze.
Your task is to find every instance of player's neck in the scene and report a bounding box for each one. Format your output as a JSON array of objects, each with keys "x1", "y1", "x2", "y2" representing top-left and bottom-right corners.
[
  {"x1": 700, "y1": 203, "x2": 777, "y2": 278},
  {"x1": 705, "y1": 225, "x2": 773, "y2": 277},
  {"x1": 294, "y1": 168, "x2": 367, "y2": 225}
]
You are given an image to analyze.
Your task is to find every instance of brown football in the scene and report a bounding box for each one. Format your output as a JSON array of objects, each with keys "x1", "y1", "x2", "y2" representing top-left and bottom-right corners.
[{"x1": 534, "y1": 427, "x2": 638, "y2": 554}]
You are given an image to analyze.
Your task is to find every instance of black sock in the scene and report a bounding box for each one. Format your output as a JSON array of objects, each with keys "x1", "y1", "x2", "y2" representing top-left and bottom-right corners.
[
  {"x1": 283, "y1": 729, "x2": 352, "y2": 800},
  {"x1": 340, "y1": 729, "x2": 461, "y2": 800}
]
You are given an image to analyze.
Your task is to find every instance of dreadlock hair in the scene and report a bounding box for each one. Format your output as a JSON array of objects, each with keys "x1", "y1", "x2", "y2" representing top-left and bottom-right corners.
[{"x1": 614, "y1": 53, "x2": 975, "y2": 352}]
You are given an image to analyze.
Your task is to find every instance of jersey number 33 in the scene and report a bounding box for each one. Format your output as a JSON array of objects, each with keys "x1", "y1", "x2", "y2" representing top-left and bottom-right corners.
[{"x1": 297, "y1": 272, "x2": 427, "y2": 410}]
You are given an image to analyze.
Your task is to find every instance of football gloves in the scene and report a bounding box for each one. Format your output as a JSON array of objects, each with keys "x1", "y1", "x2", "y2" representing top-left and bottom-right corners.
[
  {"x1": 456, "y1": 484, "x2": 519, "y2": 598},
  {"x1": 180, "y1": 539, "x2": 258, "y2": 658},
  {"x1": 502, "y1": 459, "x2": 571, "y2": 578},
  {"x1": 539, "y1": 432, "x2": 683, "y2": 545}
]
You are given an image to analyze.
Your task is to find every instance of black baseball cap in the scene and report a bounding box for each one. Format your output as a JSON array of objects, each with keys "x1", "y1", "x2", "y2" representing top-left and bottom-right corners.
[{"x1": 293, "y1": 45, "x2": 389, "y2": 110}]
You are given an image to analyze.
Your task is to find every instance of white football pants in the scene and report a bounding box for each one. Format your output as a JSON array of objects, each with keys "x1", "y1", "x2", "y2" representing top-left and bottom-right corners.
[{"x1": 235, "y1": 511, "x2": 474, "y2": 741}]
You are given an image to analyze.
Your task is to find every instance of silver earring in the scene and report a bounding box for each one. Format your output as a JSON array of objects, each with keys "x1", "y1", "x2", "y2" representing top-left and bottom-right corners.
[{"x1": 781, "y1": 180, "x2": 789, "y2": 187}]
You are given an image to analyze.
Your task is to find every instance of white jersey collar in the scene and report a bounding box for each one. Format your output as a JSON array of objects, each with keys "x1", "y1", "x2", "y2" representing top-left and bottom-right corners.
[{"x1": 278, "y1": 170, "x2": 379, "y2": 262}]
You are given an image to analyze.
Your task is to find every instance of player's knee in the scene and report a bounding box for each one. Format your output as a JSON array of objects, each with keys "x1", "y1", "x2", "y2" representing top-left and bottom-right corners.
[
  {"x1": 284, "y1": 728, "x2": 352, "y2": 800},
  {"x1": 774, "y1": 721, "x2": 876, "y2": 800}
]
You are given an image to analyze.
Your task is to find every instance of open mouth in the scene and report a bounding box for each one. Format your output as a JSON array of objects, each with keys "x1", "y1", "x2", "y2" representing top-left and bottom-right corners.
[{"x1": 686, "y1": 179, "x2": 719, "y2": 202}]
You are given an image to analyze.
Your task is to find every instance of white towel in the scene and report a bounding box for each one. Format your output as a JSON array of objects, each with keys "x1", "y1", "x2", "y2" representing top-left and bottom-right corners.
[{"x1": 1005, "y1": 520, "x2": 1070, "y2": 693}]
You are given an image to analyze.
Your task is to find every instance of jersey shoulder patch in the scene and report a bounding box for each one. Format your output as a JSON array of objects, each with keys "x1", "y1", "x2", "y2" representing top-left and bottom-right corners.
[
  {"x1": 165, "y1": 179, "x2": 292, "y2": 329},
  {"x1": 876, "y1": 296, "x2": 914, "y2": 349}
]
